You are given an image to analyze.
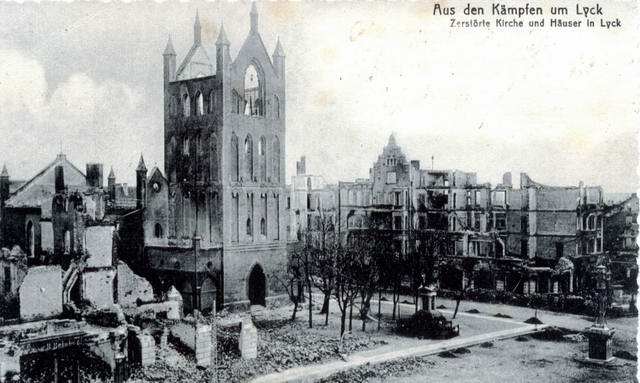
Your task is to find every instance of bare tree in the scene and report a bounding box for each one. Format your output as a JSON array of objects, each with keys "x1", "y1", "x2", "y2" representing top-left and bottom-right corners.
[
  {"x1": 450, "y1": 256, "x2": 477, "y2": 319},
  {"x1": 273, "y1": 249, "x2": 305, "y2": 321},
  {"x1": 349, "y1": 225, "x2": 392, "y2": 331},
  {"x1": 308, "y1": 215, "x2": 339, "y2": 326},
  {"x1": 333, "y1": 244, "x2": 360, "y2": 336}
]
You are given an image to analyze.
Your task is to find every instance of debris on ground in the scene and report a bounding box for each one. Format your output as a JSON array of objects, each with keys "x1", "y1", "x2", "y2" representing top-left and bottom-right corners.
[
  {"x1": 515, "y1": 336, "x2": 530, "y2": 342},
  {"x1": 319, "y1": 356, "x2": 436, "y2": 383},
  {"x1": 453, "y1": 347, "x2": 471, "y2": 354},
  {"x1": 479, "y1": 342, "x2": 494, "y2": 348},
  {"x1": 562, "y1": 333, "x2": 587, "y2": 343},
  {"x1": 132, "y1": 306, "x2": 387, "y2": 383},
  {"x1": 438, "y1": 351, "x2": 457, "y2": 358},
  {"x1": 524, "y1": 316, "x2": 543, "y2": 325},
  {"x1": 465, "y1": 309, "x2": 480, "y2": 314},
  {"x1": 530, "y1": 327, "x2": 574, "y2": 342},
  {"x1": 436, "y1": 305, "x2": 447, "y2": 309},
  {"x1": 493, "y1": 313, "x2": 512, "y2": 319}
]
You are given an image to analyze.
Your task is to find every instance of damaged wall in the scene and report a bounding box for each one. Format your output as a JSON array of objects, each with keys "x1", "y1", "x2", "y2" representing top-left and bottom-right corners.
[
  {"x1": 19, "y1": 265, "x2": 62, "y2": 320},
  {"x1": 117, "y1": 261, "x2": 154, "y2": 307},
  {"x1": 85, "y1": 226, "x2": 114, "y2": 268},
  {"x1": 82, "y1": 269, "x2": 116, "y2": 308}
]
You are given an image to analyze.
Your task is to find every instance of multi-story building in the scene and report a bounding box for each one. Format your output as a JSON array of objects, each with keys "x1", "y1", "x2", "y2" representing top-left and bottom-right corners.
[
  {"x1": 604, "y1": 193, "x2": 638, "y2": 291},
  {"x1": 289, "y1": 156, "x2": 337, "y2": 239},
  {"x1": 304, "y1": 134, "x2": 610, "y2": 295}
]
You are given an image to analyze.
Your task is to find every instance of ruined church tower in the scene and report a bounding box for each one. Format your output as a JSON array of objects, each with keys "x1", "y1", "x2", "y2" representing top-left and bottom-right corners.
[{"x1": 155, "y1": 4, "x2": 288, "y2": 308}]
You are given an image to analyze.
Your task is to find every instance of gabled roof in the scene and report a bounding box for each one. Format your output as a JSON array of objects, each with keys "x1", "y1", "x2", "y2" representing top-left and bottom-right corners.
[
  {"x1": 234, "y1": 30, "x2": 278, "y2": 75},
  {"x1": 148, "y1": 167, "x2": 167, "y2": 183},
  {"x1": 176, "y1": 43, "x2": 214, "y2": 80},
  {"x1": 5, "y1": 154, "x2": 88, "y2": 218}
]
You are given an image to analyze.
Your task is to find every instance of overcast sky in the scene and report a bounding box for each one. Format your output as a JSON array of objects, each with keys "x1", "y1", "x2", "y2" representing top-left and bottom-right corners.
[{"x1": 0, "y1": 1, "x2": 637, "y2": 193}]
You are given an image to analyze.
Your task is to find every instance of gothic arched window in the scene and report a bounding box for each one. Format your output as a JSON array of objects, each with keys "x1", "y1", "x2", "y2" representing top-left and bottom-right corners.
[
  {"x1": 274, "y1": 95, "x2": 280, "y2": 119},
  {"x1": 230, "y1": 133, "x2": 239, "y2": 182},
  {"x1": 259, "y1": 136, "x2": 267, "y2": 182},
  {"x1": 183, "y1": 137, "x2": 190, "y2": 157},
  {"x1": 272, "y1": 136, "x2": 280, "y2": 183},
  {"x1": 182, "y1": 93, "x2": 191, "y2": 117},
  {"x1": 210, "y1": 134, "x2": 219, "y2": 182},
  {"x1": 244, "y1": 135, "x2": 254, "y2": 181},
  {"x1": 195, "y1": 91, "x2": 204, "y2": 116},
  {"x1": 154, "y1": 223, "x2": 163, "y2": 238},
  {"x1": 246, "y1": 218, "x2": 253, "y2": 237},
  {"x1": 170, "y1": 96, "x2": 178, "y2": 116},
  {"x1": 208, "y1": 90, "x2": 215, "y2": 114},
  {"x1": 244, "y1": 64, "x2": 264, "y2": 116}
]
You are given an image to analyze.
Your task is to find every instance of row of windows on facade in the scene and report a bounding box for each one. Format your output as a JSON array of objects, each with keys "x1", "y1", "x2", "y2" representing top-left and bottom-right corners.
[
  {"x1": 345, "y1": 211, "x2": 507, "y2": 232},
  {"x1": 343, "y1": 189, "x2": 486, "y2": 208},
  {"x1": 578, "y1": 214, "x2": 603, "y2": 231},
  {"x1": 24, "y1": 220, "x2": 74, "y2": 256},
  {"x1": 230, "y1": 133, "x2": 280, "y2": 183},
  {"x1": 169, "y1": 65, "x2": 279, "y2": 119},
  {"x1": 168, "y1": 133, "x2": 281, "y2": 184},
  {"x1": 169, "y1": 91, "x2": 281, "y2": 119},
  {"x1": 230, "y1": 193, "x2": 280, "y2": 242},
  {"x1": 152, "y1": 193, "x2": 280, "y2": 241}
]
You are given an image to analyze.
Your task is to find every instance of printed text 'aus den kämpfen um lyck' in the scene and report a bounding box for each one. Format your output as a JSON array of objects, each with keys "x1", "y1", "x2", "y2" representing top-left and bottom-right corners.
[{"x1": 433, "y1": 3, "x2": 621, "y2": 29}]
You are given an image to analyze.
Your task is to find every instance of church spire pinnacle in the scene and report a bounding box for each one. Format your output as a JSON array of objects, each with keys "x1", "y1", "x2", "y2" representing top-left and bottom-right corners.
[
  {"x1": 273, "y1": 37, "x2": 285, "y2": 57},
  {"x1": 163, "y1": 35, "x2": 176, "y2": 56},
  {"x1": 136, "y1": 154, "x2": 147, "y2": 172},
  {"x1": 250, "y1": 2, "x2": 258, "y2": 34},
  {"x1": 194, "y1": 9, "x2": 202, "y2": 45},
  {"x1": 216, "y1": 22, "x2": 230, "y2": 46}
]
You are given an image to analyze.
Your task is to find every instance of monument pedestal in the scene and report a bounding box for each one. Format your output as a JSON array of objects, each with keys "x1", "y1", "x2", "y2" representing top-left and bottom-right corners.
[
  {"x1": 584, "y1": 326, "x2": 615, "y2": 363},
  {"x1": 417, "y1": 284, "x2": 437, "y2": 313}
]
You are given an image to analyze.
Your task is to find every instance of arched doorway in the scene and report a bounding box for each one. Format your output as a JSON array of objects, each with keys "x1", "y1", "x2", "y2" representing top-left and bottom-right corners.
[
  {"x1": 26, "y1": 221, "x2": 34, "y2": 257},
  {"x1": 248, "y1": 264, "x2": 266, "y2": 306}
]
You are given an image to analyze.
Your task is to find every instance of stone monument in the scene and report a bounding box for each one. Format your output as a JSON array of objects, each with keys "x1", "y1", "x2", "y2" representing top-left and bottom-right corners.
[
  {"x1": 417, "y1": 273, "x2": 438, "y2": 312},
  {"x1": 239, "y1": 317, "x2": 258, "y2": 359},
  {"x1": 584, "y1": 264, "x2": 615, "y2": 363}
]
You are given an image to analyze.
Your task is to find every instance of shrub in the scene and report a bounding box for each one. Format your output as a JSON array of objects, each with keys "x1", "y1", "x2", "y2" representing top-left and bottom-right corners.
[{"x1": 396, "y1": 310, "x2": 458, "y2": 340}]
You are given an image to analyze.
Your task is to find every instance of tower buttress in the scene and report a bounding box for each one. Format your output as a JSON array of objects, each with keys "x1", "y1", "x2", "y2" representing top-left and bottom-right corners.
[{"x1": 136, "y1": 154, "x2": 147, "y2": 209}]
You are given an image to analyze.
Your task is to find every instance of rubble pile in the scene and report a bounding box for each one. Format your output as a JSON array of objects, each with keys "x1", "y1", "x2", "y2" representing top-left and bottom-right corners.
[
  {"x1": 132, "y1": 314, "x2": 387, "y2": 383},
  {"x1": 319, "y1": 356, "x2": 437, "y2": 383}
]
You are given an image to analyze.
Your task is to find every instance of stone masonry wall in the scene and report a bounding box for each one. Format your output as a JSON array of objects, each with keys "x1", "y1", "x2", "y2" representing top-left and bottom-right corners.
[
  {"x1": 171, "y1": 319, "x2": 211, "y2": 367},
  {"x1": 117, "y1": 261, "x2": 154, "y2": 307},
  {"x1": 19, "y1": 265, "x2": 62, "y2": 320}
]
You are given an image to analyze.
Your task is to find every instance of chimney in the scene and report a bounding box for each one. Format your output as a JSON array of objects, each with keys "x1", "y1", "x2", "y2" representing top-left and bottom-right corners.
[
  {"x1": 55, "y1": 165, "x2": 65, "y2": 193},
  {"x1": 502, "y1": 172, "x2": 512, "y2": 188},
  {"x1": 520, "y1": 173, "x2": 530, "y2": 189},
  {"x1": 0, "y1": 165, "x2": 10, "y2": 210},
  {"x1": 296, "y1": 156, "x2": 306, "y2": 175},
  {"x1": 86, "y1": 163, "x2": 104, "y2": 188}
]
